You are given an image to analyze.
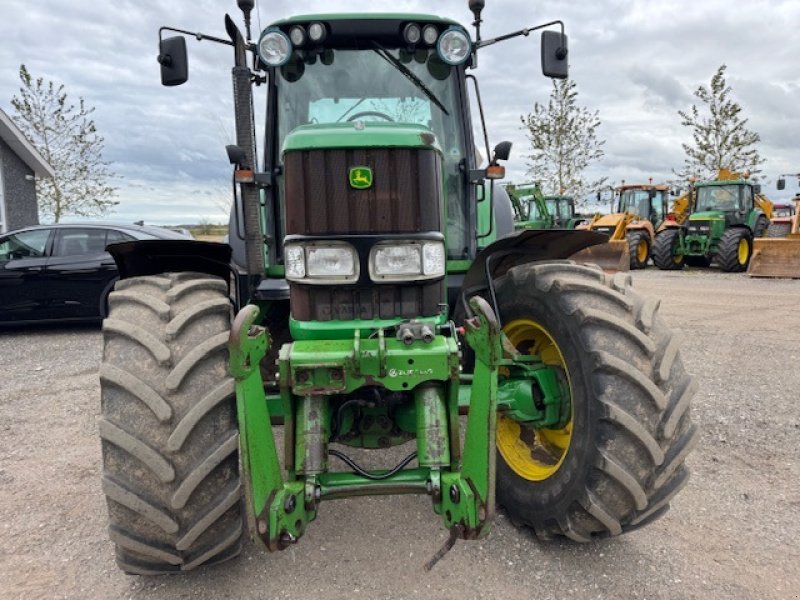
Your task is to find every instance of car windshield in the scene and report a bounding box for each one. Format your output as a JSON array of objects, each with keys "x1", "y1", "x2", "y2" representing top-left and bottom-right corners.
[
  {"x1": 696, "y1": 184, "x2": 740, "y2": 212},
  {"x1": 276, "y1": 47, "x2": 468, "y2": 258}
]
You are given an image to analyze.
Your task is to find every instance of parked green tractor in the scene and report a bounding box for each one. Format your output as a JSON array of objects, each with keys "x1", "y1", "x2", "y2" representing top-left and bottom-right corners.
[
  {"x1": 97, "y1": 1, "x2": 696, "y2": 575},
  {"x1": 653, "y1": 169, "x2": 772, "y2": 271},
  {"x1": 510, "y1": 183, "x2": 586, "y2": 231},
  {"x1": 509, "y1": 183, "x2": 555, "y2": 230},
  {"x1": 545, "y1": 194, "x2": 586, "y2": 229}
]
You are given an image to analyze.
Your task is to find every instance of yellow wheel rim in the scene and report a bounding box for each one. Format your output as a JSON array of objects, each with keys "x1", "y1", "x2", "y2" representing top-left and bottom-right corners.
[
  {"x1": 497, "y1": 319, "x2": 573, "y2": 481},
  {"x1": 636, "y1": 239, "x2": 649, "y2": 263},
  {"x1": 737, "y1": 238, "x2": 749, "y2": 265}
]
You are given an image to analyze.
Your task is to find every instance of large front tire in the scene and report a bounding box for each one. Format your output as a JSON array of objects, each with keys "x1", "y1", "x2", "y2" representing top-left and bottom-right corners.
[
  {"x1": 100, "y1": 273, "x2": 243, "y2": 574},
  {"x1": 626, "y1": 230, "x2": 650, "y2": 270},
  {"x1": 716, "y1": 228, "x2": 752, "y2": 272},
  {"x1": 494, "y1": 262, "x2": 697, "y2": 541}
]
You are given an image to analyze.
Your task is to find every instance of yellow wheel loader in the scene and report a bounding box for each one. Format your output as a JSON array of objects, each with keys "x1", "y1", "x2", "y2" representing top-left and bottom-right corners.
[
  {"x1": 748, "y1": 174, "x2": 800, "y2": 278},
  {"x1": 571, "y1": 183, "x2": 675, "y2": 271}
]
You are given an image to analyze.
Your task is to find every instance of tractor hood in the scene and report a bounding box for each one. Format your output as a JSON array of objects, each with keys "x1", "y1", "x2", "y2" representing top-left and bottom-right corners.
[
  {"x1": 689, "y1": 211, "x2": 726, "y2": 222},
  {"x1": 282, "y1": 122, "x2": 443, "y2": 155}
]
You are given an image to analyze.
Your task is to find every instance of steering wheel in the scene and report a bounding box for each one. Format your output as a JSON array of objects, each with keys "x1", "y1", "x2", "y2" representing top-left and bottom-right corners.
[{"x1": 347, "y1": 111, "x2": 394, "y2": 122}]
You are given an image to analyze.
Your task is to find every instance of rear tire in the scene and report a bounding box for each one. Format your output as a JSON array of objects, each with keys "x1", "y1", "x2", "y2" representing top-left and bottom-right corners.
[
  {"x1": 100, "y1": 273, "x2": 243, "y2": 574},
  {"x1": 716, "y1": 228, "x2": 752, "y2": 272},
  {"x1": 626, "y1": 230, "x2": 650, "y2": 270},
  {"x1": 652, "y1": 230, "x2": 685, "y2": 270},
  {"x1": 494, "y1": 262, "x2": 697, "y2": 541}
]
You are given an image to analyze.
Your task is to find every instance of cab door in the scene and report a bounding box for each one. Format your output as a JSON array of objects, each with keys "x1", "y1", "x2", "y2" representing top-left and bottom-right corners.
[{"x1": 0, "y1": 228, "x2": 53, "y2": 322}]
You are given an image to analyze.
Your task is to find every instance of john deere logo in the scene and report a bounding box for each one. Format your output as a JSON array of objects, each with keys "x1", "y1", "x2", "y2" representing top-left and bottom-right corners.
[{"x1": 349, "y1": 166, "x2": 373, "y2": 189}]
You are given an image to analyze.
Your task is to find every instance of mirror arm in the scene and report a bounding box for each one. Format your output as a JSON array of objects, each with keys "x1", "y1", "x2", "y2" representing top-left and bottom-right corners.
[
  {"x1": 159, "y1": 26, "x2": 234, "y2": 49},
  {"x1": 476, "y1": 19, "x2": 565, "y2": 50}
]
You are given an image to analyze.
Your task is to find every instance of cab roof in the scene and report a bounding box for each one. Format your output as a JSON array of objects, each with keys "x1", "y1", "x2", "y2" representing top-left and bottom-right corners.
[{"x1": 269, "y1": 13, "x2": 461, "y2": 27}]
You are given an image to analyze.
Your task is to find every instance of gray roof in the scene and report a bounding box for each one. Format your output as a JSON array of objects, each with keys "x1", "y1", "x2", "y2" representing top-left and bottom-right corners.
[{"x1": 0, "y1": 108, "x2": 55, "y2": 178}]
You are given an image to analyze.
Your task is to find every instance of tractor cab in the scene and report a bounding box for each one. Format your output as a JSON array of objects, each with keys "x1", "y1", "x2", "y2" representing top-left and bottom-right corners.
[
  {"x1": 544, "y1": 195, "x2": 580, "y2": 228},
  {"x1": 615, "y1": 185, "x2": 669, "y2": 228},
  {"x1": 693, "y1": 181, "x2": 755, "y2": 226},
  {"x1": 268, "y1": 16, "x2": 476, "y2": 263}
]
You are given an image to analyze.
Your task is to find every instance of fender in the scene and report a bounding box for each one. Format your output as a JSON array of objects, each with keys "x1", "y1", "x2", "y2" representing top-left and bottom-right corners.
[
  {"x1": 626, "y1": 220, "x2": 656, "y2": 239},
  {"x1": 458, "y1": 229, "x2": 608, "y2": 314},
  {"x1": 107, "y1": 240, "x2": 232, "y2": 281}
]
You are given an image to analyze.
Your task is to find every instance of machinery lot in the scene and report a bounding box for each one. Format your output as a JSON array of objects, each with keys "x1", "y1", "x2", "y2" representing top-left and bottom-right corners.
[{"x1": 1, "y1": 270, "x2": 798, "y2": 599}]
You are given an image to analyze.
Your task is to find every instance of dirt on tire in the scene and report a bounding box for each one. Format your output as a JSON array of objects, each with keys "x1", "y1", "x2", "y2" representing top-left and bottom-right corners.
[
  {"x1": 100, "y1": 272, "x2": 242, "y2": 574},
  {"x1": 494, "y1": 263, "x2": 696, "y2": 541}
]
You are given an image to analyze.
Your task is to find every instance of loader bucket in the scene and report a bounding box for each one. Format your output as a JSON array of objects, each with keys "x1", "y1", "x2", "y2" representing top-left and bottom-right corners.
[
  {"x1": 747, "y1": 237, "x2": 800, "y2": 278},
  {"x1": 569, "y1": 240, "x2": 630, "y2": 272}
]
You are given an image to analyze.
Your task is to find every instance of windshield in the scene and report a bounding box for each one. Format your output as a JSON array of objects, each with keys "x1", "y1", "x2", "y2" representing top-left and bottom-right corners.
[
  {"x1": 523, "y1": 197, "x2": 544, "y2": 220},
  {"x1": 276, "y1": 47, "x2": 468, "y2": 258},
  {"x1": 696, "y1": 184, "x2": 741, "y2": 212},
  {"x1": 619, "y1": 189, "x2": 653, "y2": 217}
]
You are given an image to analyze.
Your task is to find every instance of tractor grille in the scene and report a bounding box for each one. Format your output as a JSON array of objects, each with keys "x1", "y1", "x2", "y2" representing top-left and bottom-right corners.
[
  {"x1": 283, "y1": 147, "x2": 444, "y2": 321},
  {"x1": 687, "y1": 220, "x2": 712, "y2": 235},
  {"x1": 290, "y1": 283, "x2": 443, "y2": 321},
  {"x1": 284, "y1": 148, "x2": 441, "y2": 235}
]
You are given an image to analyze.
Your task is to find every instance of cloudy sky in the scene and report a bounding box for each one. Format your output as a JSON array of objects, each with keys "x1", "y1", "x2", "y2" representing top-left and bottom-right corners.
[{"x1": 2, "y1": 0, "x2": 799, "y2": 224}]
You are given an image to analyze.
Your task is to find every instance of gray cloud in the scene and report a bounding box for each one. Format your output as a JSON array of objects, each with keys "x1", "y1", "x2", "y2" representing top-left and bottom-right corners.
[{"x1": 2, "y1": 0, "x2": 799, "y2": 221}]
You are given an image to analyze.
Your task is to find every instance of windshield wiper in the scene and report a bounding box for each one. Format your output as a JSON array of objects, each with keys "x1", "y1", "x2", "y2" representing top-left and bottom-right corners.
[{"x1": 371, "y1": 42, "x2": 449, "y2": 116}]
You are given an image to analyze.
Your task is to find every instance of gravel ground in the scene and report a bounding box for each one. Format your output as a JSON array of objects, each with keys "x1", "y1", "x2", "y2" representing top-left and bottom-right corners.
[{"x1": 1, "y1": 269, "x2": 799, "y2": 599}]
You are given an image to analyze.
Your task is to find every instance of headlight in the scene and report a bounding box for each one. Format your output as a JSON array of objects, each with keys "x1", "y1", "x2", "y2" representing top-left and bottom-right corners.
[
  {"x1": 437, "y1": 28, "x2": 471, "y2": 65},
  {"x1": 369, "y1": 241, "x2": 445, "y2": 282},
  {"x1": 257, "y1": 29, "x2": 292, "y2": 67},
  {"x1": 284, "y1": 242, "x2": 359, "y2": 284},
  {"x1": 308, "y1": 22, "x2": 327, "y2": 43},
  {"x1": 403, "y1": 23, "x2": 422, "y2": 45},
  {"x1": 422, "y1": 24, "x2": 439, "y2": 46},
  {"x1": 289, "y1": 25, "x2": 306, "y2": 47}
]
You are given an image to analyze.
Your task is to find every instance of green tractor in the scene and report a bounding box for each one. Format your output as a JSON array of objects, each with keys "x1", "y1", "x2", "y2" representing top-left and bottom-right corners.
[
  {"x1": 509, "y1": 184, "x2": 585, "y2": 231},
  {"x1": 98, "y1": 0, "x2": 697, "y2": 574},
  {"x1": 509, "y1": 183, "x2": 555, "y2": 230},
  {"x1": 544, "y1": 194, "x2": 586, "y2": 229},
  {"x1": 653, "y1": 169, "x2": 772, "y2": 271}
]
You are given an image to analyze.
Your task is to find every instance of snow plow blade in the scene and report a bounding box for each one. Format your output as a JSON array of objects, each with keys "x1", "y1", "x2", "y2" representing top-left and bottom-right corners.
[
  {"x1": 569, "y1": 240, "x2": 630, "y2": 273},
  {"x1": 748, "y1": 237, "x2": 800, "y2": 278}
]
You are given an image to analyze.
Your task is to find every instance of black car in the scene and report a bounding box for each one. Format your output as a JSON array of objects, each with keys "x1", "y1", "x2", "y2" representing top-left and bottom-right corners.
[{"x1": 0, "y1": 223, "x2": 191, "y2": 324}]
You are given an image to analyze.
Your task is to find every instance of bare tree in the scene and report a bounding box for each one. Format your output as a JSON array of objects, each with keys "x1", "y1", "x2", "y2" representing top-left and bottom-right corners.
[
  {"x1": 676, "y1": 65, "x2": 765, "y2": 181},
  {"x1": 11, "y1": 64, "x2": 117, "y2": 222},
  {"x1": 520, "y1": 79, "x2": 606, "y2": 205}
]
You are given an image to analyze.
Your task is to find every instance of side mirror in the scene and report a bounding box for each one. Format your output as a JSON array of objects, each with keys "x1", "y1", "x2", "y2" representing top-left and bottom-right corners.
[
  {"x1": 777, "y1": 177, "x2": 786, "y2": 191},
  {"x1": 596, "y1": 191, "x2": 601, "y2": 202},
  {"x1": 541, "y1": 30, "x2": 568, "y2": 79},
  {"x1": 158, "y1": 36, "x2": 188, "y2": 86},
  {"x1": 492, "y1": 141, "x2": 512, "y2": 162},
  {"x1": 226, "y1": 145, "x2": 248, "y2": 167},
  {"x1": 753, "y1": 184, "x2": 762, "y2": 195},
  {"x1": 486, "y1": 141, "x2": 511, "y2": 180}
]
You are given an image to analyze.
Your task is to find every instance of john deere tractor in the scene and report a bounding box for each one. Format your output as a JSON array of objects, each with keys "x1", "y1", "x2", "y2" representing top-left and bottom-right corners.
[
  {"x1": 544, "y1": 194, "x2": 586, "y2": 228},
  {"x1": 97, "y1": 1, "x2": 696, "y2": 575},
  {"x1": 653, "y1": 169, "x2": 772, "y2": 272},
  {"x1": 509, "y1": 183, "x2": 555, "y2": 230},
  {"x1": 510, "y1": 184, "x2": 586, "y2": 231}
]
